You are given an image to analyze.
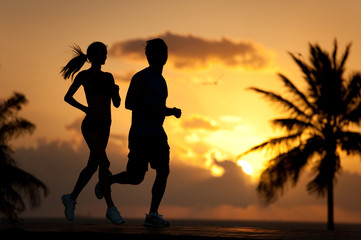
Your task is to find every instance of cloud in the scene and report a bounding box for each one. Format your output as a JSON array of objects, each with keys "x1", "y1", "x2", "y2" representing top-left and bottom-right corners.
[
  {"x1": 166, "y1": 160, "x2": 257, "y2": 208},
  {"x1": 220, "y1": 115, "x2": 243, "y2": 123},
  {"x1": 109, "y1": 32, "x2": 274, "y2": 70},
  {"x1": 12, "y1": 116, "x2": 361, "y2": 223},
  {"x1": 172, "y1": 114, "x2": 259, "y2": 166},
  {"x1": 113, "y1": 70, "x2": 136, "y2": 83},
  {"x1": 13, "y1": 137, "x2": 257, "y2": 218},
  {"x1": 13, "y1": 136, "x2": 361, "y2": 223},
  {"x1": 181, "y1": 115, "x2": 218, "y2": 131}
]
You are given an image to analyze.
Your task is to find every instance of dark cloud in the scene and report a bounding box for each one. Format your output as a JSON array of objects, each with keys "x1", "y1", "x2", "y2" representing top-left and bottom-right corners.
[
  {"x1": 109, "y1": 32, "x2": 273, "y2": 70},
  {"x1": 13, "y1": 137, "x2": 130, "y2": 218},
  {"x1": 13, "y1": 138, "x2": 255, "y2": 211},
  {"x1": 166, "y1": 160, "x2": 257, "y2": 208},
  {"x1": 65, "y1": 118, "x2": 82, "y2": 132},
  {"x1": 333, "y1": 171, "x2": 361, "y2": 212},
  {"x1": 12, "y1": 133, "x2": 361, "y2": 220}
]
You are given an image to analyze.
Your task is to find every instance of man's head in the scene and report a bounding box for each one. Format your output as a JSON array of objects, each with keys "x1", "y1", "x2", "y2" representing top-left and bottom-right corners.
[{"x1": 145, "y1": 38, "x2": 168, "y2": 67}]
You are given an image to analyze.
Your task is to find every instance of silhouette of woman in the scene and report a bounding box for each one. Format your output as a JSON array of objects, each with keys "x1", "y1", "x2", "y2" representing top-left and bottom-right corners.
[{"x1": 60, "y1": 42, "x2": 124, "y2": 224}]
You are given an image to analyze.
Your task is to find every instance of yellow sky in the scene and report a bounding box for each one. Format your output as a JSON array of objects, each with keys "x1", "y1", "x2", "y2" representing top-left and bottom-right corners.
[{"x1": 2, "y1": 0, "x2": 361, "y2": 222}]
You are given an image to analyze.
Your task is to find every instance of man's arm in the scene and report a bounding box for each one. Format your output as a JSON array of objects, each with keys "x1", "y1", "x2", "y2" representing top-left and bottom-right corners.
[
  {"x1": 164, "y1": 107, "x2": 182, "y2": 118},
  {"x1": 125, "y1": 73, "x2": 160, "y2": 113},
  {"x1": 125, "y1": 72, "x2": 144, "y2": 111}
]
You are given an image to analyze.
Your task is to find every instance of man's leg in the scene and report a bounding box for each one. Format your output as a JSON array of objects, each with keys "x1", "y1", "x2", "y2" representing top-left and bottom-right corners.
[
  {"x1": 149, "y1": 166, "x2": 169, "y2": 213},
  {"x1": 144, "y1": 166, "x2": 170, "y2": 227},
  {"x1": 95, "y1": 143, "x2": 146, "y2": 198},
  {"x1": 111, "y1": 171, "x2": 145, "y2": 185}
]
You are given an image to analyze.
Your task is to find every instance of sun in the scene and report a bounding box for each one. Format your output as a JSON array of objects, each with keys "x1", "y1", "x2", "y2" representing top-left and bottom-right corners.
[{"x1": 237, "y1": 160, "x2": 253, "y2": 175}]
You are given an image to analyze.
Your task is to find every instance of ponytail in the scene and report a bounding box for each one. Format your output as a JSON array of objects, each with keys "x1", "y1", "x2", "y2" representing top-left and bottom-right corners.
[{"x1": 61, "y1": 44, "x2": 88, "y2": 80}]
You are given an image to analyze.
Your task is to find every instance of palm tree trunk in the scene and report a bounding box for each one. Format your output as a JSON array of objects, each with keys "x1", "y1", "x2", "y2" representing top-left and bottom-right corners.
[{"x1": 327, "y1": 178, "x2": 334, "y2": 230}]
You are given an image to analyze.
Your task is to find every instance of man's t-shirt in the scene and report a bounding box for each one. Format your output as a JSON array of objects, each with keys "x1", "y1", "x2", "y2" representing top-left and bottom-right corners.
[{"x1": 128, "y1": 67, "x2": 168, "y2": 135}]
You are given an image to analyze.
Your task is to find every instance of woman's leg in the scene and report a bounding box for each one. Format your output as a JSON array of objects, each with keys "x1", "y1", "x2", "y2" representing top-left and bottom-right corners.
[
  {"x1": 83, "y1": 132, "x2": 114, "y2": 208},
  {"x1": 70, "y1": 152, "x2": 98, "y2": 200}
]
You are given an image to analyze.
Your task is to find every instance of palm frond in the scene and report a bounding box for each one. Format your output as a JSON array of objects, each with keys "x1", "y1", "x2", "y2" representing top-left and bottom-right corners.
[
  {"x1": 306, "y1": 171, "x2": 328, "y2": 197},
  {"x1": 0, "y1": 93, "x2": 27, "y2": 123},
  {"x1": 339, "y1": 131, "x2": 361, "y2": 155},
  {"x1": 0, "y1": 162, "x2": 48, "y2": 221},
  {"x1": 307, "y1": 153, "x2": 340, "y2": 197},
  {"x1": 344, "y1": 73, "x2": 361, "y2": 101},
  {"x1": 288, "y1": 53, "x2": 318, "y2": 96},
  {"x1": 339, "y1": 42, "x2": 352, "y2": 71},
  {"x1": 0, "y1": 183, "x2": 24, "y2": 221},
  {"x1": 344, "y1": 73, "x2": 361, "y2": 115},
  {"x1": 248, "y1": 87, "x2": 310, "y2": 119},
  {"x1": 278, "y1": 73, "x2": 315, "y2": 114},
  {"x1": 257, "y1": 135, "x2": 323, "y2": 203},
  {"x1": 332, "y1": 39, "x2": 338, "y2": 69},
  {"x1": 238, "y1": 132, "x2": 303, "y2": 158},
  {"x1": 345, "y1": 99, "x2": 361, "y2": 123},
  {"x1": 271, "y1": 118, "x2": 320, "y2": 133},
  {"x1": 0, "y1": 144, "x2": 15, "y2": 165},
  {"x1": 0, "y1": 118, "x2": 35, "y2": 143},
  {"x1": 311, "y1": 44, "x2": 332, "y2": 72},
  {"x1": 0, "y1": 92, "x2": 46, "y2": 222}
]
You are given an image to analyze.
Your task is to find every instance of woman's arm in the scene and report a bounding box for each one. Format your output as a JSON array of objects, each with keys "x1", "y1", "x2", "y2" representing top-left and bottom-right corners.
[
  {"x1": 64, "y1": 73, "x2": 88, "y2": 114},
  {"x1": 109, "y1": 73, "x2": 121, "y2": 108}
]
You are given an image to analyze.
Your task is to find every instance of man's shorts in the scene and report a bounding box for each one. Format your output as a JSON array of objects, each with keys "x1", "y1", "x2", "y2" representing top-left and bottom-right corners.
[{"x1": 126, "y1": 131, "x2": 170, "y2": 174}]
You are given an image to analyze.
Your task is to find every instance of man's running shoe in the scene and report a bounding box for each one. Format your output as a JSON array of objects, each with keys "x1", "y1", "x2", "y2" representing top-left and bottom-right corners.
[
  {"x1": 144, "y1": 212, "x2": 170, "y2": 227},
  {"x1": 61, "y1": 194, "x2": 76, "y2": 221},
  {"x1": 106, "y1": 206, "x2": 125, "y2": 225}
]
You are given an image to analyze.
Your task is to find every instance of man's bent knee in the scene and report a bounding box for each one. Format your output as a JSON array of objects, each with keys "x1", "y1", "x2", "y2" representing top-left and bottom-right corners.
[{"x1": 129, "y1": 172, "x2": 145, "y2": 185}]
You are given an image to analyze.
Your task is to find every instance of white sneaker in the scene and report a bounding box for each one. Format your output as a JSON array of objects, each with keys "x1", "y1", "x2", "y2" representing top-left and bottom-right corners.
[
  {"x1": 144, "y1": 212, "x2": 169, "y2": 227},
  {"x1": 61, "y1": 194, "x2": 76, "y2": 221},
  {"x1": 106, "y1": 206, "x2": 124, "y2": 225}
]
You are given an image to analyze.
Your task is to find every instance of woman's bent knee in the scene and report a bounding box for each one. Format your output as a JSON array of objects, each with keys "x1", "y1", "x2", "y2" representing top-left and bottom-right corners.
[{"x1": 84, "y1": 164, "x2": 98, "y2": 174}]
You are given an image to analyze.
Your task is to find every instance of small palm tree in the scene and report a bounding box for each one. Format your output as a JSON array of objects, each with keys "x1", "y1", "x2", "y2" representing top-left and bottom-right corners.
[
  {"x1": 0, "y1": 92, "x2": 48, "y2": 222},
  {"x1": 240, "y1": 40, "x2": 361, "y2": 230}
]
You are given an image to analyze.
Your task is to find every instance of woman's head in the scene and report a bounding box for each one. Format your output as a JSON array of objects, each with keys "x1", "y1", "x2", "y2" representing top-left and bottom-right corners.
[
  {"x1": 61, "y1": 41, "x2": 107, "y2": 80},
  {"x1": 86, "y1": 41, "x2": 107, "y2": 65},
  {"x1": 145, "y1": 38, "x2": 168, "y2": 67}
]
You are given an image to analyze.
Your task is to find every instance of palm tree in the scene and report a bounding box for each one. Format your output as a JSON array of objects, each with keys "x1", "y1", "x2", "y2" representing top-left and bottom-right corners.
[
  {"x1": 0, "y1": 92, "x2": 48, "y2": 222},
  {"x1": 239, "y1": 40, "x2": 361, "y2": 230}
]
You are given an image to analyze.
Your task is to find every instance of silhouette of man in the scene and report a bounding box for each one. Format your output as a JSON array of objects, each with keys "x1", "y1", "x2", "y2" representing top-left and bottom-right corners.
[{"x1": 95, "y1": 38, "x2": 181, "y2": 227}]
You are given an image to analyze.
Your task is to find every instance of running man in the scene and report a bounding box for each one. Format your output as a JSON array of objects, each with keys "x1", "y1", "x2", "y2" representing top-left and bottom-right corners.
[{"x1": 95, "y1": 38, "x2": 181, "y2": 227}]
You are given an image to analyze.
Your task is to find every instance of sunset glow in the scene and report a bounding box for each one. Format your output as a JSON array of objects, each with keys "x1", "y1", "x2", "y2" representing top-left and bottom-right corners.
[
  {"x1": 237, "y1": 160, "x2": 254, "y2": 176},
  {"x1": 2, "y1": 0, "x2": 361, "y2": 223}
]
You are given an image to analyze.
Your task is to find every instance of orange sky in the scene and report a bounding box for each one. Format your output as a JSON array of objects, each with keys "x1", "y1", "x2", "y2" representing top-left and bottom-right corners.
[{"x1": 2, "y1": 0, "x2": 361, "y2": 224}]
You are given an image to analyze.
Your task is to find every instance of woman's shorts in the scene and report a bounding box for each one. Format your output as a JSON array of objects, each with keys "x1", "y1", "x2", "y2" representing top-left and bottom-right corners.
[{"x1": 81, "y1": 115, "x2": 111, "y2": 136}]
